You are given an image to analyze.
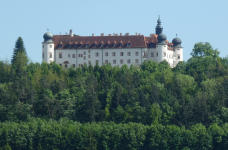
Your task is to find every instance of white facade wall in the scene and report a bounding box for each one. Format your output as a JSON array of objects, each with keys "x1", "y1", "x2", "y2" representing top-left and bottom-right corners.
[
  {"x1": 173, "y1": 47, "x2": 183, "y2": 66},
  {"x1": 55, "y1": 49, "x2": 76, "y2": 67},
  {"x1": 42, "y1": 42, "x2": 54, "y2": 63}
]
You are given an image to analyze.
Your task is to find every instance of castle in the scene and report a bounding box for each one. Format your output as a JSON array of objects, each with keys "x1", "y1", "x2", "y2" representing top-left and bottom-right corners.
[{"x1": 42, "y1": 17, "x2": 183, "y2": 68}]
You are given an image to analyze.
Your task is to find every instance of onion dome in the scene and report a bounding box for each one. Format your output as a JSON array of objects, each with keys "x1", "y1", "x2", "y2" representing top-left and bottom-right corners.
[
  {"x1": 157, "y1": 32, "x2": 167, "y2": 44},
  {"x1": 155, "y1": 16, "x2": 163, "y2": 34},
  {"x1": 43, "y1": 32, "x2": 53, "y2": 42},
  {"x1": 172, "y1": 35, "x2": 182, "y2": 47}
]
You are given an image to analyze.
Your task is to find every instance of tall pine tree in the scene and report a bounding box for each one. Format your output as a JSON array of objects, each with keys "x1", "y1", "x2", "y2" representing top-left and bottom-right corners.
[{"x1": 11, "y1": 37, "x2": 26, "y2": 64}]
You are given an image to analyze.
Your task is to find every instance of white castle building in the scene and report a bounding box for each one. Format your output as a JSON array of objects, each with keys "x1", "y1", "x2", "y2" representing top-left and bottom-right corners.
[{"x1": 42, "y1": 17, "x2": 183, "y2": 68}]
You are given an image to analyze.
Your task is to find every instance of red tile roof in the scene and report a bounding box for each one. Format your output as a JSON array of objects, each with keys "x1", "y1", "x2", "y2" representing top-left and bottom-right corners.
[{"x1": 53, "y1": 34, "x2": 172, "y2": 49}]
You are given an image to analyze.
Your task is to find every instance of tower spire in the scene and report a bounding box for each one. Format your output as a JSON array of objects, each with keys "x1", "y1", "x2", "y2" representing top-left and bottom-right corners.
[{"x1": 155, "y1": 16, "x2": 163, "y2": 34}]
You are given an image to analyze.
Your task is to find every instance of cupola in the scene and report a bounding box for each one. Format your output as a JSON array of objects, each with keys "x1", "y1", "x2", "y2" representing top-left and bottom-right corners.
[
  {"x1": 172, "y1": 34, "x2": 182, "y2": 48},
  {"x1": 155, "y1": 16, "x2": 163, "y2": 35},
  {"x1": 43, "y1": 32, "x2": 53, "y2": 42},
  {"x1": 157, "y1": 32, "x2": 167, "y2": 45}
]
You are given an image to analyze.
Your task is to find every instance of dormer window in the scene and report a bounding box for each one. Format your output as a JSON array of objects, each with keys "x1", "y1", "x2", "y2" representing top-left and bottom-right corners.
[
  {"x1": 74, "y1": 44, "x2": 77, "y2": 48},
  {"x1": 119, "y1": 43, "x2": 122, "y2": 47},
  {"x1": 79, "y1": 44, "x2": 82, "y2": 48},
  {"x1": 100, "y1": 44, "x2": 104, "y2": 47},
  {"x1": 59, "y1": 44, "x2": 62, "y2": 48},
  {"x1": 107, "y1": 44, "x2": 110, "y2": 47},
  {"x1": 69, "y1": 45, "x2": 72, "y2": 48},
  {"x1": 113, "y1": 44, "x2": 116, "y2": 47},
  {"x1": 150, "y1": 43, "x2": 154, "y2": 47},
  {"x1": 85, "y1": 44, "x2": 89, "y2": 48},
  {"x1": 94, "y1": 44, "x2": 97, "y2": 48},
  {"x1": 127, "y1": 43, "x2": 131, "y2": 47}
]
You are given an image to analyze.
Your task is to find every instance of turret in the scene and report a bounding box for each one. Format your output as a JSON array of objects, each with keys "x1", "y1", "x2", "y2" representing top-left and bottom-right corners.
[
  {"x1": 155, "y1": 16, "x2": 163, "y2": 35},
  {"x1": 42, "y1": 32, "x2": 54, "y2": 63},
  {"x1": 172, "y1": 35, "x2": 183, "y2": 66}
]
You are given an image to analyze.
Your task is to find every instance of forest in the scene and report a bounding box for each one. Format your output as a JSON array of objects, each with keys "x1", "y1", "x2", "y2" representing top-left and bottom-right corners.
[{"x1": 1, "y1": 37, "x2": 228, "y2": 149}]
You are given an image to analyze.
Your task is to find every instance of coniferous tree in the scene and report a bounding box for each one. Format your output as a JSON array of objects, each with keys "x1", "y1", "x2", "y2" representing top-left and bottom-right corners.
[{"x1": 11, "y1": 37, "x2": 26, "y2": 64}]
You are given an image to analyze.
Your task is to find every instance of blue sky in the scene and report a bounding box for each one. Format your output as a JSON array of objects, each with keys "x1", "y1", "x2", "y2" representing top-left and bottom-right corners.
[{"x1": 0, "y1": 0, "x2": 227, "y2": 63}]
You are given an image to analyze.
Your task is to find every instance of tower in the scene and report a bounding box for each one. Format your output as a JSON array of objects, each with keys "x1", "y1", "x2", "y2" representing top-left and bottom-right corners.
[
  {"x1": 155, "y1": 16, "x2": 163, "y2": 35},
  {"x1": 172, "y1": 35, "x2": 183, "y2": 66},
  {"x1": 42, "y1": 32, "x2": 54, "y2": 63},
  {"x1": 156, "y1": 32, "x2": 168, "y2": 62}
]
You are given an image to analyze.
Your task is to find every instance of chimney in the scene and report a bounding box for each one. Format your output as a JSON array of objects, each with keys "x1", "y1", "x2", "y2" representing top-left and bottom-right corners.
[
  {"x1": 101, "y1": 33, "x2": 104, "y2": 36},
  {"x1": 136, "y1": 32, "x2": 137, "y2": 35},
  {"x1": 69, "y1": 29, "x2": 73, "y2": 37},
  {"x1": 109, "y1": 34, "x2": 111, "y2": 36},
  {"x1": 113, "y1": 33, "x2": 115, "y2": 36},
  {"x1": 115, "y1": 34, "x2": 118, "y2": 36},
  {"x1": 150, "y1": 34, "x2": 153, "y2": 37},
  {"x1": 125, "y1": 33, "x2": 129, "y2": 36},
  {"x1": 120, "y1": 33, "x2": 122, "y2": 36},
  {"x1": 92, "y1": 33, "x2": 95, "y2": 36},
  {"x1": 138, "y1": 33, "x2": 141, "y2": 35}
]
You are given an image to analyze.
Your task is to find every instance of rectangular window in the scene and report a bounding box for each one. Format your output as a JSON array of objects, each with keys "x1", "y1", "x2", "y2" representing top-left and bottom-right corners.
[
  {"x1": 135, "y1": 59, "x2": 139, "y2": 63},
  {"x1": 105, "y1": 52, "x2": 108, "y2": 56},
  {"x1": 78, "y1": 54, "x2": 83, "y2": 57},
  {"x1": 73, "y1": 64, "x2": 75, "y2": 68},
  {"x1": 156, "y1": 52, "x2": 158, "y2": 57},
  {"x1": 59, "y1": 64, "x2": 62, "y2": 67},
  {"x1": 84, "y1": 51, "x2": 86, "y2": 55},
  {"x1": 88, "y1": 50, "x2": 91, "y2": 53},
  {"x1": 72, "y1": 54, "x2": 75, "y2": 58},
  {"x1": 112, "y1": 52, "x2": 116, "y2": 56},
  {"x1": 42, "y1": 52, "x2": 44, "y2": 58},
  {"x1": 84, "y1": 62, "x2": 86, "y2": 65},
  {"x1": 127, "y1": 59, "x2": 131, "y2": 63},
  {"x1": 120, "y1": 52, "x2": 124, "y2": 56},
  {"x1": 96, "y1": 60, "x2": 99, "y2": 64},
  {"x1": 164, "y1": 53, "x2": 166, "y2": 57},
  {"x1": 113, "y1": 60, "x2": 116, "y2": 64},
  {"x1": 120, "y1": 59, "x2": 124, "y2": 64},
  {"x1": 151, "y1": 52, "x2": 154, "y2": 57},
  {"x1": 135, "y1": 52, "x2": 139, "y2": 56},
  {"x1": 88, "y1": 55, "x2": 90, "y2": 58},
  {"x1": 68, "y1": 54, "x2": 70, "y2": 58},
  {"x1": 127, "y1": 52, "x2": 130, "y2": 56},
  {"x1": 50, "y1": 45, "x2": 52, "y2": 48},
  {"x1": 84, "y1": 56, "x2": 86, "y2": 60},
  {"x1": 59, "y1": 52, "x2": 62, "y2": 58},
  {"x1": 178, "y1": 55, "x2": 180, "y2": 59},
  {"x1": 105, "y1": 60, "x2": 108, "y2": 64},
  {"x1": 95, "y1": 52, "x2": 99, "y2": 57},
  {"x1": 88, "y1": 61, "x2": 91, "y2": 64},
  {"x1": 49, "y1": 52, "x2": 52, "y2": 58},
  {"x1": 65, "y1": 64, "x2": 67, "y2": 68}
]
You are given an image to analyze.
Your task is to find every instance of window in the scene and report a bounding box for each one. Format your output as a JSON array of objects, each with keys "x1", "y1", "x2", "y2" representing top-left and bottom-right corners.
[
  {"x1": 73, "y1": 64, "x2": 75, "y2": 68},
  {"x1": 120, "y1": 59, "x2": 124, "y2": 64},
  {"x1": 79, "y1": 44, "x2": 82, "y2": 48},
  {"x1": 135, "y1": 59, "x2": 139, "y2": 63},
  {"x1": 120, "y1": 52, "x2": 124, "y2": 56},
  {"x1": 84, "y1": 62, "x2": 86, "y2": 65},
  {"x1": 85, "y1": 44, "x2": 89, "y2": 48},
  {"x1": 95, "y1": 52, "x2": 99, "y2": 57},
  {"x1": 113, "y1": 60, "x2": 116, "y2": 64},
  {"x1": 78, "y1": 54, "x2": 83, "y2": 57},
  {"x1": 178, "y1": 55, "x2": 180, "y2": 59},
  {"x1": 113, "y1": 44, "x2": 116, "y2": 47},
  {"x1": 50, "y1": 45, "x2": 52, "y2": 48},
  {"x1": 105, "y1": 60, "x2": 108, "y2": 64},
  {"x1": 101, "y1": 44, "x2": 104, "y2": 47},
  {"x1": 150, "y1": 43, "x2": 154, "y2": 47},
  {"x1": 42, "y1": 52, "x2": 44, "y2": 58},
  {"x1": 164, "y1": 53, "x2": 166, "y2": 57},
  {"x1": 88, "y1": 50, "x2": 91, "y2": 53},
  {"x1": 119, "y1": 43, "x2": 122, "y2": 47},
  {"x1": 65, "y1": 64, "x2": 67, "y2": 68},
  {"x1": 72, "y1": 54, "x2": 75, "y2": 58},
  {"x1": 127, "y1": 43, "x2": 131, "y2": 47},
  {"x1": 49, "y1": 52, "x2": 52, "y2": 58},
  {"x1": 127, "y1": 52, "x2": 131, "y2": 56},
  {"x1": 69, "y1": 45, "x2": 71, "y2": 48},
  {"x1": 78, "y1": 64, "x2": 83, "y2": 67},
  {"x1": 88, "y1": 55, "x2": 90, "y2": 58},
  {"x1": 84, "y1": 56, "x2": 86, "y2": 60},
  {"x1": 88, "y1": 61, "x2": 91, "y2": 64},
  {"x1": 127, "y1": 59, "x2": 131, "y2": 63},
  {"x1": 59, "y1": 52, "x2": 62, "y2": 58},
  {"x1": 156, "y1": 52, "x2": 158, "y2": 57},
  {"x1": 59, "y1": 64, "x2": 62, "y2": 67},
  {"x1": 96, "y1": 60, "x2": 99, "y2": 64},
  {"x1": 59, "y1": 45, "x2": 62, "y2": 48},
  {"x1": 107, "y1": 44, "x2": 110, "y2": 47},
  {"x1": 151, "y1": 52, "x2": 154, "y2": 57},
  {"x1": 94, "y1": 44, "x2": 97, "y2": 47},
  {"x1": 135, "y1": 52, "x2": 139, "y2": 56},
  {"x1": 74, "y1": 45, "x2": 77, "y2": 48},
  {"x1": 84, "y1": 51, "x2": 86, "y2": 55},
  {"x1": 105, "y1": 52, "x2": 108, "y2": 56},
  {"x1": 42, "y1": 45, "x2": 44, "y2": 48},
  {"x1": 68, "y1": 54, "x2": 70, "y2": 58},
  {"x1": 112, "y1": 52, "x2": 116, "y2": 56}
]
